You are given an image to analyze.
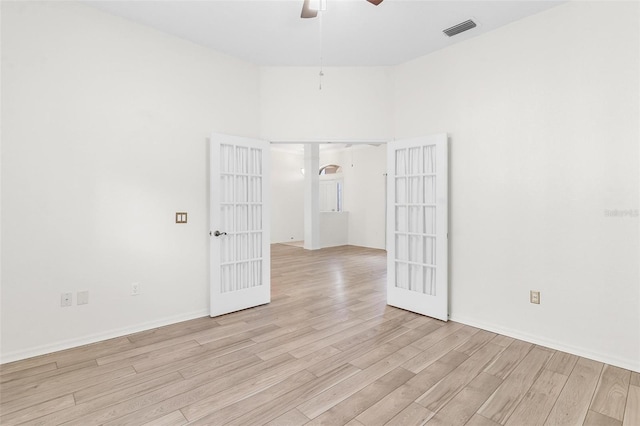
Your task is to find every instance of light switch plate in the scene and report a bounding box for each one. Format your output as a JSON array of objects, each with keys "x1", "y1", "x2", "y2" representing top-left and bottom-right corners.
[{"x1": 176, "y1": 212, "x2": 187, "y2": 224}]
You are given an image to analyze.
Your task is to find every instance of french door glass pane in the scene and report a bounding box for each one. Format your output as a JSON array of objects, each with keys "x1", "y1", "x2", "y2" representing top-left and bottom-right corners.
[
  {"x1": 408, "y1": 147, "x2": 422, "y2": 174},
  {"x1": 221, "y1": 144, "x2": 234, "y2": 173},
  {"x1": 221, "y1": 175, "x2": 233, "y2": 203},
  {"x1": 236, "y1": 147, "x2": 248, "y2": 174},
  {"x1": 251, "y1": 260, "x2": 262, "y2": 286},
  {"x1": 408, "y1": 235, "x2": 424, "y2": 263},
  {"x1": 395, "y1": 234, "x2": 408, "y2": 261},
  {"x1": 220, "y1": 205, "x2": 233, "y2": 232},
  {"x1": 424, "y1": 145, "x2": 436, "y2": 173},
  {"x1": 395, "y1": 207, "x2": 407, "y2": 232},
  {"x1": 395, "y1": 262, "x2": 408, "y2": 289},
  {"x1": 221, "y1": 264, "x2": 235, "y2": 293},
  {"x1": 235, "y1": 176, "x2": 248, "y2": 202},
  {"x1": 408, "y1": 177, "x2": 423, "y2": 204},
  {"x1": 236, "y1": 262, "x2": 247, "y2": 289},
  {"x1": 236, "y1": 205, "x2": 248, "y2": 232},
  {"x1": 408, "y1": 264, "x2": 423, "y2": 292},
  {"x1": 424, "y1": 176, "x2": 436, "y2": 204},
  {"x1": 425, "y1": 207, "x2": 436, "y2": 234},
  {"x1": 395, "y1": 178, "x2": 406, "y2": 203},
  {"x1": 249, "y1": 148, "x2": 262, "y2": 175},
  {"x1": 250, "y1": 205, "x2": 262, "y2": 230},
  {"x1": 408, "y1": 206, "x2": 424, "y2": 234},
  {"x1": 425, "y1": 267, "x2": 436, "y2": 295},
  {"x1": 235, "y1": 233, "x2": 248, "y2": 260},
  {"x1": 249, "y1": 177, "x2": 262, "y2": 202},
  {"x1": 250, "y1": 232, "x2": 262, "y2": 258},
  {"x1": 395, "y1": 149, "x2": 406, "y2": 176},
  {"x1": 425, "y1": 236, "x2": 436, "y2": 265},
  {"x1": 221, "y1": 235, "x2": 235, "y2": 264}
]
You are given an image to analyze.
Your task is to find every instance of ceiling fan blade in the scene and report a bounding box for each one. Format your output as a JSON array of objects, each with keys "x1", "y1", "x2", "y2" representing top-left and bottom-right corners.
[
  {"x1": 301, "y1": 0, "x2": 318, "y2": 18},
  {"x1": 366, "y1": 0, "x2": 383, "y2": 5}
]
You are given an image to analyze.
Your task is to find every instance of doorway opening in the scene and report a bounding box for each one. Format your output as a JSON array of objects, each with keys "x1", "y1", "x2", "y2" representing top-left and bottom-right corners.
[{"x1": 269, "y1": 142, "x2": 387, "y2": 251}]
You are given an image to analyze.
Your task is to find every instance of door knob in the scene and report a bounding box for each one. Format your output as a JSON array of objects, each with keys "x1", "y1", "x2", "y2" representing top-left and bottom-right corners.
[{"x1": 213, "y1": 230, "x2": 227, "y2": 237}]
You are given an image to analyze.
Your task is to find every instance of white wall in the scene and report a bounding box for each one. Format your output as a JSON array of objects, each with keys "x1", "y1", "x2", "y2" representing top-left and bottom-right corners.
[
  {"x1": 342, "y1": 146, "x2": 387, "y2": 249},
  {"x1": 259, "y1": 67, "x2": 393, "y2": 142},
  {"x1": 393, "y1": 1, "x2": 639, "y2": 371},
  {"x1": 318, "y1": 146, "x2": 387, "y2": 250},
  {"x1": 319, "y1": 212, "x2": 349, "y2": 248},
  {"x1": 1, "y1": 2, "x2": 260, "y2": 362},
  {"x1": 270, "y1": 147, "x2": 304, "y2": 243}
]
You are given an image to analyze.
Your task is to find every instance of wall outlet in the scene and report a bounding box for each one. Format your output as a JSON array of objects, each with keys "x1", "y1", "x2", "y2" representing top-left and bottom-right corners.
[
  {"x1": 61, "y1": 293, "x2": 72, "y2": 307},
  {"x1": 131, "y1": 282, "x2": 140, "y2": 296},
  {"x1": 530, "y1": 290, "x2": 540, "y2": 304},
  {"x1": 77, "y1": 290, "x2": 89, "y2": 305}
]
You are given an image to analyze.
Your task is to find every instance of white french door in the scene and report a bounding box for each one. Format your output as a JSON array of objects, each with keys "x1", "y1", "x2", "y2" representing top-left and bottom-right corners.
[
  {"x1": 210, "y1": 133, "x2": 270, "y2": 317},
  {"x1": 387, "y1": 134, "x2": 448, "y2": 321}
]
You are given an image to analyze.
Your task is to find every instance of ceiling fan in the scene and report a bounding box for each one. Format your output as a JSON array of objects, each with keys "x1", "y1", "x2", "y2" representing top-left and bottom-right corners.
[{"x1": 301, "y1": 0, "x2": 383, "y2": 19}]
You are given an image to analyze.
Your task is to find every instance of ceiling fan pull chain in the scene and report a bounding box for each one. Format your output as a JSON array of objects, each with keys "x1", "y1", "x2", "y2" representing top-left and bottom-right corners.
[{"x1": 319, "y1": 12, "x2": 324, "y2": 90}]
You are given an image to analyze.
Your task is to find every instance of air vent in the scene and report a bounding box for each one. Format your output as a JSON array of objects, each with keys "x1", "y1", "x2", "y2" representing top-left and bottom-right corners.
[{"x1": 443, "y1": 19, "x2": 477, "y2": 37}]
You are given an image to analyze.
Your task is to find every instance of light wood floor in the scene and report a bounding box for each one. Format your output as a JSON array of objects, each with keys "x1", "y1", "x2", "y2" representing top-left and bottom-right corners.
[{"x1": 1, "y1": 244, "x2": 638, "y2": 426}]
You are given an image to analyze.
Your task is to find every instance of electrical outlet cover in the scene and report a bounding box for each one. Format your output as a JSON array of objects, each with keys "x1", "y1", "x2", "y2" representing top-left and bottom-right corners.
[
  {"x1": 530, "y1": 290, "x2": 540, "y2": 304},
  {"x1": 77, "y1": 291, "x2": 89, "y2": 305},
  {"x1": 61, "y1": 293, "x2": 72, "y2": 307}
]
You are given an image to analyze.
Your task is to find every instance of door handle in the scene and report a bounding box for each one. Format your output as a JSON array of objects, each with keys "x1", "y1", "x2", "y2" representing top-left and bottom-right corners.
[{"x1": 213, "y1": 230, "x2": 227, "y2": 237}]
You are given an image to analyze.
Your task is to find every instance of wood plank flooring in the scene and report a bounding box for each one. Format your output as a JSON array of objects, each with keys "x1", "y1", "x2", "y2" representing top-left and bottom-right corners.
[{"x1": 1, "y1": 244, "x2": 638, "y2": 425}]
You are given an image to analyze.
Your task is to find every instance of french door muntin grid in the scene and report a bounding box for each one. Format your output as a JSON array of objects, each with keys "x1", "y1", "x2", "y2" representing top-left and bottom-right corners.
[
  {"x1": 219, "y1": 144, "x2": 263, "y2": 293},
  {"x1": 394, "y1": 145, "x2": 438, "y2": 295}
]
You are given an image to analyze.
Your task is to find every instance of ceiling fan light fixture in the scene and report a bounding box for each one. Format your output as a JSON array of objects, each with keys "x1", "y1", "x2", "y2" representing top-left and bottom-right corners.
[
  {"x1": 301, "y1": 0, "x2": 318, "y2": 18},
  {"x1": 302, "y1": 0, "x2": 379, "y2": 19}
]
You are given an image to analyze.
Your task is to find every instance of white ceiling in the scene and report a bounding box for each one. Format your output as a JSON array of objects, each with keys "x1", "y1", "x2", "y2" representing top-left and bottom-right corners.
[{"x1": 88, "y1": 0, "x2": 563, "y2": 67}]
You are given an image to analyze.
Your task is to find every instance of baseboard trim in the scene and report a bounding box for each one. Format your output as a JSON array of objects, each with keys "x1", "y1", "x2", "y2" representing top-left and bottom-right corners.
[
  {"x1": 449, "y1": 314, "x2": 640, "y2": 373},
  {"x1": 0, "y1": 309, "x2": 210, "y2": 364},
  {"x1": 3, "y1": 310, "x2": 637, "y2": 373}
]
